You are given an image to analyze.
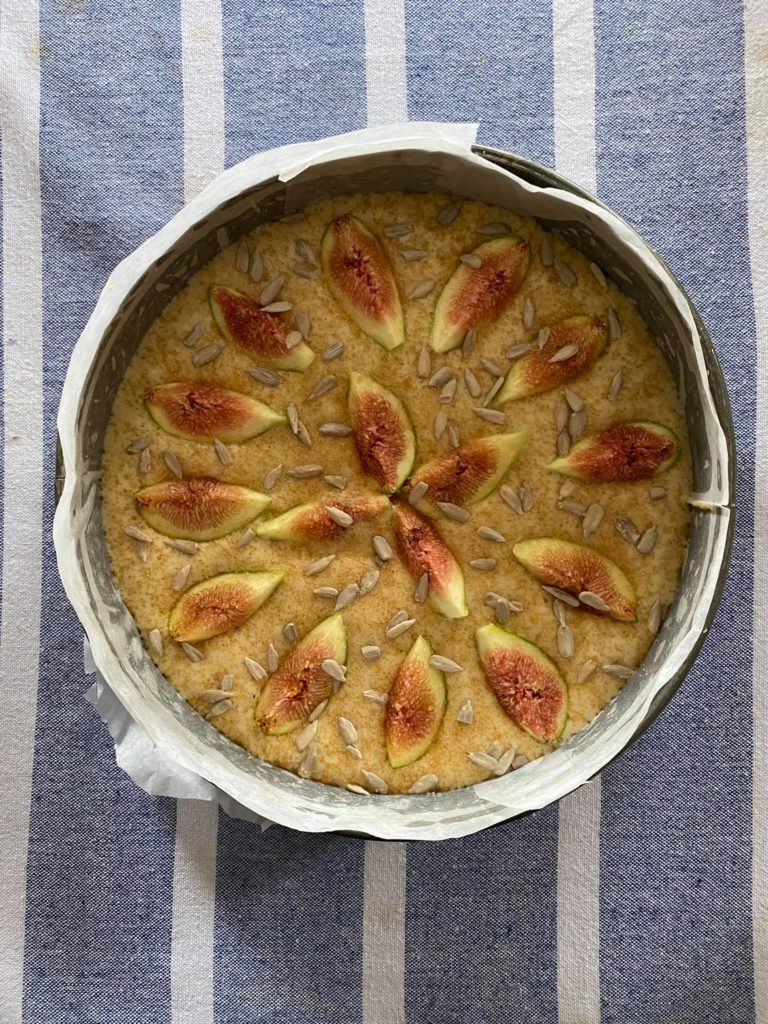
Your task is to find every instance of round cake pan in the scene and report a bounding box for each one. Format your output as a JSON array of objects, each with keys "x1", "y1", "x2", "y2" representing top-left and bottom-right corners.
[{"x1": 54, "y1": 129, "x2": 735, "y2": 841}]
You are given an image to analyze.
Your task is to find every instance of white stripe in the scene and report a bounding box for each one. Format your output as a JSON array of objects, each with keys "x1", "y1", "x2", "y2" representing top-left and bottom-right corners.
[
  {"x1": 0, "y1": 1, "x2": 43, "y2": 1021},
  {"x1": 181, "y1": 0, "x2": 225, "y2": 202},
  {"x1": 362, "y1": 841, "x2": 407, "y2": 1024},
  {"x1": 745, "y1": 2, "x2": 768, "y2": 1020},
  {"x1": 363, "y1": 0, "x2": 408, "y2": 127},
  {"x1": 552, "y1": 2, "x2": 601, "y2": 1021}
]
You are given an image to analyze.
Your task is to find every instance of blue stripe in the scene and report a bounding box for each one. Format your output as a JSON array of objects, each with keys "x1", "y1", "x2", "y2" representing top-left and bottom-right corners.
[
  {"x1": 594, "y1": 2, "x2": 755, "y2": 1021},
  {"x1": 22, "y1": 3, "x2": 184, "y2": 1021}
]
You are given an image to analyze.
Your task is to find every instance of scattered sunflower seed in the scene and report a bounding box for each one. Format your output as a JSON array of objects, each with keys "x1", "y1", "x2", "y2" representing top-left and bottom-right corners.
[
  {"x1": 602, "y1": 663, "x2": 634, "y2": 679},
  {"x1": 477, "y1": 221, "x2": 511, "y2": 236},
  {"x1": 324, "y1": 475, "x2": 346, "y2": 490},
  {"x1": 124, "y1": 524, "x2": 152, "y2": 544},
  {"x1": 400, "y1": 248, "x2": 427, "y2": 262},
  {"x1": 247, "y1": 366, "x2": 282, "y2": 387},
  {"x1": 564, "y1": 387, "x2": 584, "y2": 412},
  {"x1": 636, "y1": 525, "x2": 658, "y2": 554},
  {"x1": 480, "y1": 357, "x2": 504, "y2": 378},
  {"x1": 649, "y1": 486, "x2": 667, "y2": 501},
  {"x1": 555, "y1": 401, "x2": 569, "y2": 432},
  {"x1": 282, "y1": 622, "x2": 298, "y2": 646},
  {"x1": 309, "y1": 699, "x2": 329, "y2": 722},
  {"x1": 553, "y1": 599, "x2": 567, "y2": 627},
  {"x1": 582, "y1": 503, "x2": 604, "y2": 538},
  {"x1": 288, "y1": 464, "x2": 323, "y2": 479},
  {"x1": 385, "y1": 618, "x2": 416, "y2": 639},
  {"x1": 457, "y1": 700, "x2": 474, "y2": 725},
  {"x1": 447, "y1": 419, "x2": 460, "y2": 448},
  {"x1": 409, "y1": 774, "x2": 438, "y2": 794},
  {"x1": 462, "y1": 328, "x2": 477, "y2": 358},
  {"x1": 540, "y1": 236, "x2": 554, "y2": 266},
  {"x1": 220, "y1": 674, "x2": 234, "y2": 693},
  {"x1": 469, "y1": 751, "x2": 498, "y2": 772},
  {"x1": 133, "y1": 539, "x2": 151, "y2": 562},
  {"x1": 417, "y1": 346, "x2": 431, "y2": 379},
  {"x1": 577, "y1": 659, "x2": 597, "y2": 684},
  {"x1": 523, "y1": 297, "x2": 535, "y2": 330},
  {"x1": 507, "y1": 342, "x2": 532, "y2": 359},
  {"x1": 557, "y1": 625, "x2": 575, "y2": 658},
  {"x1": 338, "y1": 717, "x2": 358, "y2": 745},
  {"x1": 589, "y1": 261, "x2": 608, "y2": 289},
  {"x1": 263, "y1": 465, "x2": 282, "y2": 491},
  {"x1": 249, "y1": 249, "x2": 264, "y2": 282},
  {"x1": 347, "y1": 784, "x2": 369, "y2": 795},
  {"x1": 138, "y1": 447, "x2": 151, "y2": 474},
  {"x1": 579, "y1": 590, "x2": 610, "y2": 612},
  {"x1": 304, "y1": 554, "x2": 336, "y2": 577},
  {"x1": 383, "y1": 221, "x2": 412, "y2": 238},
  {"x1": 541, "y1": 584, "x2": 580, "y2": 607},
  {"x1": 557, "y1": 428, "x2": 571, "y2": 457},
  {"x1": 308, "y1": 375, "x2": 337, "y2": 401},
  {"x1": 487, "y1": 740, "x2": 505, "y2": 760},
  {"x1": 387, "y1": 609, "x2": 409, "y2": 630},
  {"x1": 429, "y1": 365, "x2": 452, "y2": 388},
  {"x1": 554, "y1": 257, "x2": 577, "y2": 287},
  {"x1": 296, "y1": 420, "x2": 312, "y2": 447},
  {"x1": 429, "y1": 654, "x2": 463, "y2": 673},
  {"x1": 434, "y1": 410, "x2": 449, "y2": 440},
  {"x1": 362, "y1": 770, "x2": 389, "y2": 794},
  {"x1": 213, "y1": 438, "x2": 231, "y2": 465},
  {"x1": 550, "y1": 343, "x2": 579, "y2": 363},
  {"x1": 346, "y1": 745, "x2": 363, "y2": 760},
  {"x1": 558, "y1": 499, "x2": 588, "y2": 517},
  {"x1": 126, "y1": 435, "x2": 150, "y2": 454},
  {"x1": 436, "y1": 501, "x2": 470, "y2": 523},
  {"x1": 409, "y1": 481, "x2": 429, "y2": 506},
  {"x1": 483, "y1": 377, "x2": 505, "y2": 407},
  {"x1": 519, "y1": 482, "x2": 534, "y2": 512},
  {"x1": 322, "y1": 342, "x2": 345, "y2": 362},
  {"x1": 460, "y1": 252, "x2": 483, "y2": 269},
  {"x1": 409, "y1": 279, "x2": 436, "y2": 299},
  {"x1": 464, "y1": 367, "x2": 482, "y2": 398},
  {"x1": 295, "y1": 720, "x2": 318, "y2": 751},
  {"x1": 359, "y1": 567, "x2": 380, "y2": 596},
  {"x1": 163, "y1": 450, "x2": 183, "y2": 478},
  {"x1": 207, "y1": 699, "x2": 233, "y2": 720},
  {"x1": 295, "y1": 239, "x2": 316, "y2": 266},
  {"x1": 184, "y1": 321, "x2": 207, "y2": 347},
  {"x1": 295, "y1": 312, "x2": 312, "y2": 341},
  {"x1": 559, "y1": 480, "x2": 577, "y2": 498},
  {"x1": 335, "y1": 583, "x2": 359, "y2": 610},
  {"x1": 373, "y1": 535, "x2": 393, "y2": 561},
  {"x1": 148, "y1": 629, "x2": 163, "y2": 658},
  {"x1": 470, "y1": 558, "x2": 497, "y2": 571},
  {"x1": 608, "y1": 369, "x2": 623, "y2": 399},
  {"x1": 298, "y1": 750, "x2": 318, "y2": 779},
  {"x1": 361, "y1": 646, "x2": 382, "y2": 663},
  {"x1": 259, "y1": 275, "x2": 285, "y2": 305},
  {"x1": 363, "y1": 688, "x2": 388, "y2": 704},
  {"x1": 261, "y1": 300, "x2": 292, "y2": 314},
  {"x1": 569, "y1": 409, "x2": 588, "y2": 443},
  {"x1": 201, "y1": 688, "x2": 232, "y2": 704},
  {"x1": 285, "y1": 330, "x2": 304, "y2": 350},
  {"x1": 615, "y1": 515, "x2": 641, "y2": 544},
  {"x1": 512, "y1": 753, "x2": 530, "y2": 769},
  {"x1": 414, "y1": 572, "x2": 429, "y2": 603},
  {"x1": 478, "y1": 525, "x2": 506, "y2": 543},
  {"x1": 494, "y1": 748, "x2": 517, "y2": 775},
  {"x1": 500, "y1": 485, "x2": 523, "y2": 515},
  {"x1": 245, "y1": 657, "x2": 267, "y2": 682},
  {"x1": 326, "y1": 505, "x2": 354, "y2": 528},
  {"x1": 171, "y1": 564, "x2": 191, "y2": 591},
  {"x1": 495, "y1": 598, "x2": 513, "y2": 625},
  {"x1": 608, "y1": 308, "x2": 622, "y2": 340},
  {"x1": 267, "y1": 643, "x2": 278, "y2": 673},
  {"x1": 648, "y1": 597, "x2": 662, "y2": 634},
  {"x1": 193, "y1": 342, "x2": 225, "y2": 367},
  {"x1": 182, "y1": 642, "x2": 204, "y2": 663},
  {"x1": 437, "y1": 200, "x2": 462, "y2": 226}
]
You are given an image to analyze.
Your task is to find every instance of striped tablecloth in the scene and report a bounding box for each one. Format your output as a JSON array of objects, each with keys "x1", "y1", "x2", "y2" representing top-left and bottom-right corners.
[{"x1": 1, "y1": 1, "x2": 764, "y2": 1021}]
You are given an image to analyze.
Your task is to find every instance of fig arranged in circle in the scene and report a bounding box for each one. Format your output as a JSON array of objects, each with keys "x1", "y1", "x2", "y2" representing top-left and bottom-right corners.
[
  {"x1": 496, "y1": 314, "x2": 608, "y2": 403},
  {"x1": 476, "y1": 624, "x2": 568, "y2": 743},
  {"x1": 385, "y1": 635, "x2": 447, "y2": 768},
  {"x1": 136, "y1": 478, "x2": 271, "y2": 541},
  {"x1": 392, "y1": 502, "x2": 468, "y2": 619},
  {"x1": 320, "y1": 214, "x2": 405, "y2": 351},
  {"x1": 348, "y1": 372, "x2": 415, "y2": 493},
  {"x1": 255, "y1": 494, "x2": 390, "y2": 542},
  {"x1": 408, "y1": 432, "x2": 529, "y2": 513},
  {"x1": 144, "y1": 381, "x2": 286, "y2": 443},
  {"x1": 430, "y1": 235, "x2": 530, "y2": 353},
  {"x1": 168, "y1": 570, "x2": 284, "y2": 643},
  {"x1": 547, "y1": 421, "x2": 679, "y2": 482},
  {"x1": 513, "y1": 537, "x2": 636, "y2": 622},
  {"x1": 208, "y1": 285, "x2": 314, "y2": 371},
  {"x1": 255, "y1": 613, "x2": 347, "y2": 735}
]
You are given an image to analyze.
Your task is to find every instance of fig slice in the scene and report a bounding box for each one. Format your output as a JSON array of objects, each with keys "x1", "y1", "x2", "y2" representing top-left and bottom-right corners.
[
  {"x1": 320, "y1": 214, "x2": 405, "y2": 351},
  {"x1": 385, "y1": 635, "x2": 447, "y2": 768},
  {"x1": 476, "y1": 624, "x2": 568, "y2": 743},
  {"x1": 431, "y1": 235, "x2": 530, "y2": 353},
  {"x1": 208, "y1": 285, "x2": 314, "y2": 371},
  {"x1": 348, "y1": 372, "x2": 416, "y2": 493},
  {"x1": 496, "y1": 314, "x2": 608, "y2": 403},
  {"x1": 144, "y1": 381, "x2": 286, "y2": 443},
  {"x1": 169, "y1": 570, "x2": 284, "y2": 643},
  {"x1": 547, "y1": 421, "x2": 679, "y2": 482},
  {"x1": 255, "y1": 494, "x2": 390, "y2": 542},
  {"x1": 513, "y1": 537, "x2": 636, "y2": 622},
  {"x1": 408, "y1": 432, "x2": 529, "y2": 512},
  {"x1": 136, "y1": 478, "x2": 271, "y2": 541},
  {"x1": 255, "y1": 613, "x2": 347, "y2": 735},
  {"x1": 392, "y1": 502, "x2": 468, "y2": 619}
]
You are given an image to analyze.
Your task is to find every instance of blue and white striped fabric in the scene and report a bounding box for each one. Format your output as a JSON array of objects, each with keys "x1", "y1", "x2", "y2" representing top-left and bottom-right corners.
[{"x1": 0, "y1": 1, "x2": 763, "y2": 1021}]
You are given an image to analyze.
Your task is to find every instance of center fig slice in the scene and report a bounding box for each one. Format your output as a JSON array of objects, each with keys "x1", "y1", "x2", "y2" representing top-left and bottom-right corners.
[
  {"x1": 547, "y1": 421, "x2": 680, "y2": 482},
  {"x1": 431, "y1": 235, "x2": 530, "y2": 353},
  {"x1": 320, "y1": 214, "x2": 405, "y2": 351},
  {"x1": 513, "y1": 537, "x2": 636, "y2": 621},
  {"x1": 144, "y1": 381, "x2": 286, "y2": 443},
  {"x1": 392, "y1": 503, "x2": 468, "y2": 619},
  {"x1": 168, "y1": 570, "x2": 284, "y2": 643},
  {"x1": 255, "y1": 613, "x2": 347, "y2": 736},
  {"x1": 385, "y1": 635, "x2": 447, "y2": 768},
  {"x1": 476, "y1": 624, "x2": 568, "y2": 743},
  {"x1": 408, "y1": 433, "x2": 528, "y2": 512},
  {"x1": 348, "y1": 372, "x2": 415, "y2": 493},
  {"x1": 136, "y1": 478, "x2": 271, "y2": 541},
  {"x1": 255, "y1": 494, "x2": 390, "y2": 542},
  {"x1": 208, "y1": 285, "x2": 314, "y2": 371},
  {"x1": 496, "y1": 314, "x2": 608, "y2": 403}
]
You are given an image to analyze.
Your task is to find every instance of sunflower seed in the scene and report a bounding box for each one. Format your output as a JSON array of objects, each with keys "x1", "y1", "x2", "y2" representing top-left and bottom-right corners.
[
  {"x1": 512, "y1": 753, "x2": 530, "y2": 769},
  {"x1": 245, "y1": 657, "x2": 267, "y2": 681},
  {"x1": 295, "y1": 721, "x2": 318, "y2": 751},
  {"x1": 577, "y1": 659, "x2": 597, "y2": 684},
  {"x1": 298, "y1": 750, "x2": 317, "y2": 779},
  {"x1": 286, "y1": 404, "x2": 300, "y2": 434},
  {"x1": 636, "y1": 525, "x2": 658, "y2": 554},
  {"x1": 182, "y1": 642, "x2": 204, "y2": 663},
  {"x1": 436, "y1": 501, "x2": 470, "y2": 522},
  {"x1": 589, "y1": 261, "x2": 608, "y2": 289},
  {"x1": 248, "y1": 249, "x2": 264, "y2": 281},
  {"x1": 345, "y1": 745, "x2": 363, "y2": 760},
  {"x1": 553, "y1": 599, "x2": 567, "y2": 627},
  {"x1": 608, "y1": 369, "x2": 623, "y2": 399},
  {"x1": 462, "y1": 328, "x2": 477, "y2": 357},
  {"x1": 469, "y1": 751, "x2": 498, "y2": 771},
  {"x1": 288, "y1": 464, "x2": 323, "y2": 479},
  {"x1": 201, "y1": 688, "x2": 231, "y2": 704},
  {"x1": 361, "y1": 647, "x2": 382, "y2": 663},
  {"x1": 460, "y1": 253, "x2": 482, "y2": 269},
  {"x1": 483, "y1": 377, "x2": 505, "y2": 407},
  {"x1": 429, "y1": 365, "x2": 452, "y2": 388},
  {"x1": 184, "y1": 321, "x2": 207, "y2": 347},
  {"x1": 495, "y1": 598, "x2": 512, "y2": 624},
  {"x1": 429, "y1": 654, "x2": 463, "y2": 673},
  {"x1": 326, "y1": 505, "x2": 353, "y2": 527},
  {"x1": 359, "y1": 567, "x2": 380, "y2": 596},
  {"x1": 322, "y1": 342, "x2": 344, "y2": 362},
  {"x1": 138, "y1": 447, "x2": 151, "y2": 474},
  {"x1": 434, "y1": 410, "x2": 448, "y2": 440},
  {"x1": 385, "y1": 618, "x2": 416, "y2": 639},
  {"x1": 285, "y1": 330, "x2": 304, "y2": 350},
  {"x1": 608, "y1": 308, "x2": 622, "y2": 340},
  {"x1": 409, "y1": 774, "x2": 438, "y2": 794},
  {"x1": 338, "y1": 717, "x2": 358, "y2": 744},
  {"x1": 506, "y1": 342, "x2": 532, "y2": 360},
  {"x1": 553, "y1": 402, "x2": 569, "y2": 433},
  {"x1": 615, "y1": 515, "x2": 641, "y2": 544},
  {"x1": 161, "y1": 451, "x2": 183, "y2": 480},
  {"x1": 582, "y1": 503, "x2": 604, "y2": 538},
  {"x1": 126, "y1": 435, "x2": 150, "y2": 454},
  {"x1": 470, "y1": 558, "x2": 496, "y2": 571},
  {"x1": 486, "y1": 740, "x2": 504, "y2": 760},
  {"x1": 518, "y1": 483, "x2": 534, "y2": 514},
  {"x1": 477, "y1": 221, "x2": 511, "y2": 236},
  {"x1": 171, "y1": 564, "x2": 191, "y2": 591},
  {"x1": 362, "y1": 771, "x2": 389, "y2": 794},
  {"x1": 500, "y1": 485, "x2": 523, "y2": 515},
  {"x1": 383, "y1": 221, "x2": 412, "y2": 238},
  {"x1": 363, "y1": 689, "x2": 388, "y2": 704},
  {"x1": 282, "y1": 622, "x2": 298, "y2": 646},
  {"x1": 408, "y1": 279, "x2": 436, "y2": 299},
  {"x1": 247, "y1": 366, "x2": 282, "y2": 387},
  {"x1": 308, "y1": 375, "x2": 337, "y2": 402},
  {"x1": 193, "y1": 341, "x2": 225, "y2": 367},
  {"x1": 148, "y1": 629, "x2": 163, "y2": 658},
  {"x1": 602, "y1": 663, "x2": 634, "y2": 679},
  {"x1": 554, "y1": 257, "x2": 577, "y2": 287},
  {"x1": 557, "y1": 429, "x2": 571, "y2": 457},
  {"x1": 213, "y1": 438, "x2": 232, "y2": 465},
  {"x1": 373, "y1": 535, "x2": 393, "y2": 561},
  {"x1": 437, "y1": 200, "x2": 462, "y2": 226},
  {"x1": 335, "y1": 583, "x2": 359, "y2": 610},
  {"x1": 557, "y1": 625, "x2": 575, "y2": 658},
  {"x1": 464, "y1": 367, "x2": 482, "y2": 398},
  {"x1": 478, "y1": 525, "x2": 506, "y2": 543},
  {"x1": 480, "y1": 357, "x2": 504, "y2": 378},
  {"x1": 550, "y1": 343, "x2": 579, "y2": 363},
  {"x1": 400, "y1": 248, "x2": 427, "y2": 262},
  {"x1": 134, "y1": 538, "x2": 151, "y2": 563},
  {"x1": 540, "y1": 236, "x2": 554, "y2": 266},
  {"x1": 387, "y1": 609, "x2": 409, "y2": 630},
  {"x1": 559, "y1": 480, "x2": 576, "y2": 498},
  {"x1": 267, "y1": 643, "x2": 278, "y2": 673},
  {"x1": 235, "y1": 239, "x2": 250, "y2": 273},
  {"x1": 648, "y1": 597, "x2": 662, "y2": 634},
  {"x1": 309, "y1": 699, "x2": 329, "y2": 722},
  {"x1": 263, "y1": 465, "x2": 282, "y2": 491},
  {"x1": 207, "y1": 699, "x2": 233, "y2": 720},
  {"x1": 324, "y1": 475, "x2": 346, "y2": 490},
  {"x1": 557, "y1": 500, "x2": 588, "y2": 519},
  {"x1": 579, "y1": 590, "x2": 610, "y2": 612},
  {"x1": 295, "y1": 239, "x2": 316, "y2": 265},
  {"x1": 409, "y1": 481, "x2": 429, "y2": 506},
  {"x1": 124, "y1": 524, "x2": 152, "y2": 543},
  {"x1": 414, "y1": 572, "x2": 429, "y2": 603},
  {"x1": 649, "y1": 486, "x2": 667, "y2": 501},
  {"x1": 259, "y1": 274, "x2": 285, "y2": 305},
  {"x1": 541, "y1": 584, "x2": 580, "y2": 607},
  {"x1": 457, "y1": 700, "x2": 474, "y2": 724},
  {"x1": 495, "y1": 748, "x2": 517, "y2": 775},
  {"x1": 447, "y1": 419, "x2": 460, "y2": 448},
  {"x1": 347, "y1": 784, "x2": 369, "y2": 795},
  {"x1": 262, "y1": 303, "x2": 292, "y2": 318},
  {"x1": 304, "y1": 555, "x2": 336, "y2": 578},
  {"x1": 415, "y1": 346, "x2": 431, "y2": 380},
  {"x1": 472, "y1": 409, "x2": 506, "y2": 432},
  {"x1": 569, "y1": 409, "x2": 588, "y2": 442},
  {"x1": 522, "y1": 297, "x2": 535, "y2": 330}
]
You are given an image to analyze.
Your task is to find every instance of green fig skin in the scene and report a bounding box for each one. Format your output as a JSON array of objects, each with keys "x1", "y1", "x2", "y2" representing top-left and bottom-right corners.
[
  {"x1": 348, "y1": 372, "x2": 416, "y2": 493},
  {"x1": 168, "y1": 571, "x2": 284, "y2": 643},
  {"x1": 385, "y1": 635, "x2": 447, "y2": 768},
  {"x1": 136, "y1": 478, "x2": 271, "y2": 542},
  {"x1": 209, "y1": 285, "x2": 315, "y2": 371},
  {"x1": 392, "y1": 503, "x2": 468, "y2": 619},
  {"x1": 547, "y1": 421, "x2": 679, "y2": 482},
  {"x1": 144, "y1": 381, "x2": 286, "y2": 443}
]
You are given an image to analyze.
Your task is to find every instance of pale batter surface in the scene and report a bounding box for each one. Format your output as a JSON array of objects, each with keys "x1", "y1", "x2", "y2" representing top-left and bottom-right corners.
[{"x1": 101, "y1": 192, "x2": 691, "y2": 794}]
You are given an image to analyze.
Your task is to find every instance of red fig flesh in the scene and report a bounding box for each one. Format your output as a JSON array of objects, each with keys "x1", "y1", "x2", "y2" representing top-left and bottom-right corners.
[
  {"x1": 209, "y1": 285, "x2": 314, "y2": 371},
  {"x1": 168, "y1": 571, "x2": 283, "y2": 643},
  {"x1": 548, "y1": 421, "x2": 679, "y2": 482},
  {"x1": 348, "y1": 372, "x2": 415, "y2": 492},
  {"x1": 408, "y1": 433, "x2": 528, "y2": 512},
  {"x1": 255, "y1": 494, "x2": 390, "y2": 542},
  {"x1": 392, "y1": 502, "x2": 467, "y2": 619},
  {"x1": 136, "y1": 478, "x2": 271, "y2": 541},
  {"x1": 144, "y1": 381, "x2": 286, "y2": 443},
  {"x1": 385, "y1": 635, "x2": 446, "y2": 768}
]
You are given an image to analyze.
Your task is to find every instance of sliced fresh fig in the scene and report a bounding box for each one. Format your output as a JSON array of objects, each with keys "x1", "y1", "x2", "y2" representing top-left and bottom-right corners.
[
  {"x1": 136, "y1": 478, "x2": 271, "y2": 541},
  {"x1": 348, "y1": 372, "x2": 415, "y2": 493},
  {"x1": 255, "y1": 494, "x2": 390, "y2": 542},
  {"x1": 408, "y1": 433, "x2": 528, "y2": 512},
  {"x1": 169, "y1": 570, "x2": 283, "y2": 643},
  {"x1": 255, "y1": 613, "x2": 347, "y2": 735},
  {"x1": 496, "y1": 314, "x2": 608, "y2": 403},
  {"x1": 513, "y1": 537, "x2": 636, "y2": 621},
  {"x1": 144, "y1": 381, "x2": 286, "y2": 443},
  {"x1": 385, "y1": 635, "x2": 446, "y2": 768},
  {"x1": 431, "y1": 236, "x2": 530, "y2": 353},
  {"x1": 392, "y1": 502, "x2": 468, "y2": 619},
  {"x1": 548, "y1": 421, "x2": 679, "y2": 482},
  {"x1": 320, "y1": 214, "x2": 405, "y2": 351},
  {"x1": 209, "y1": 285, "x2": 314, "y2": 371},
  {"x1": 476, "y1": 624, "x2": 568, "y2": 742}
]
